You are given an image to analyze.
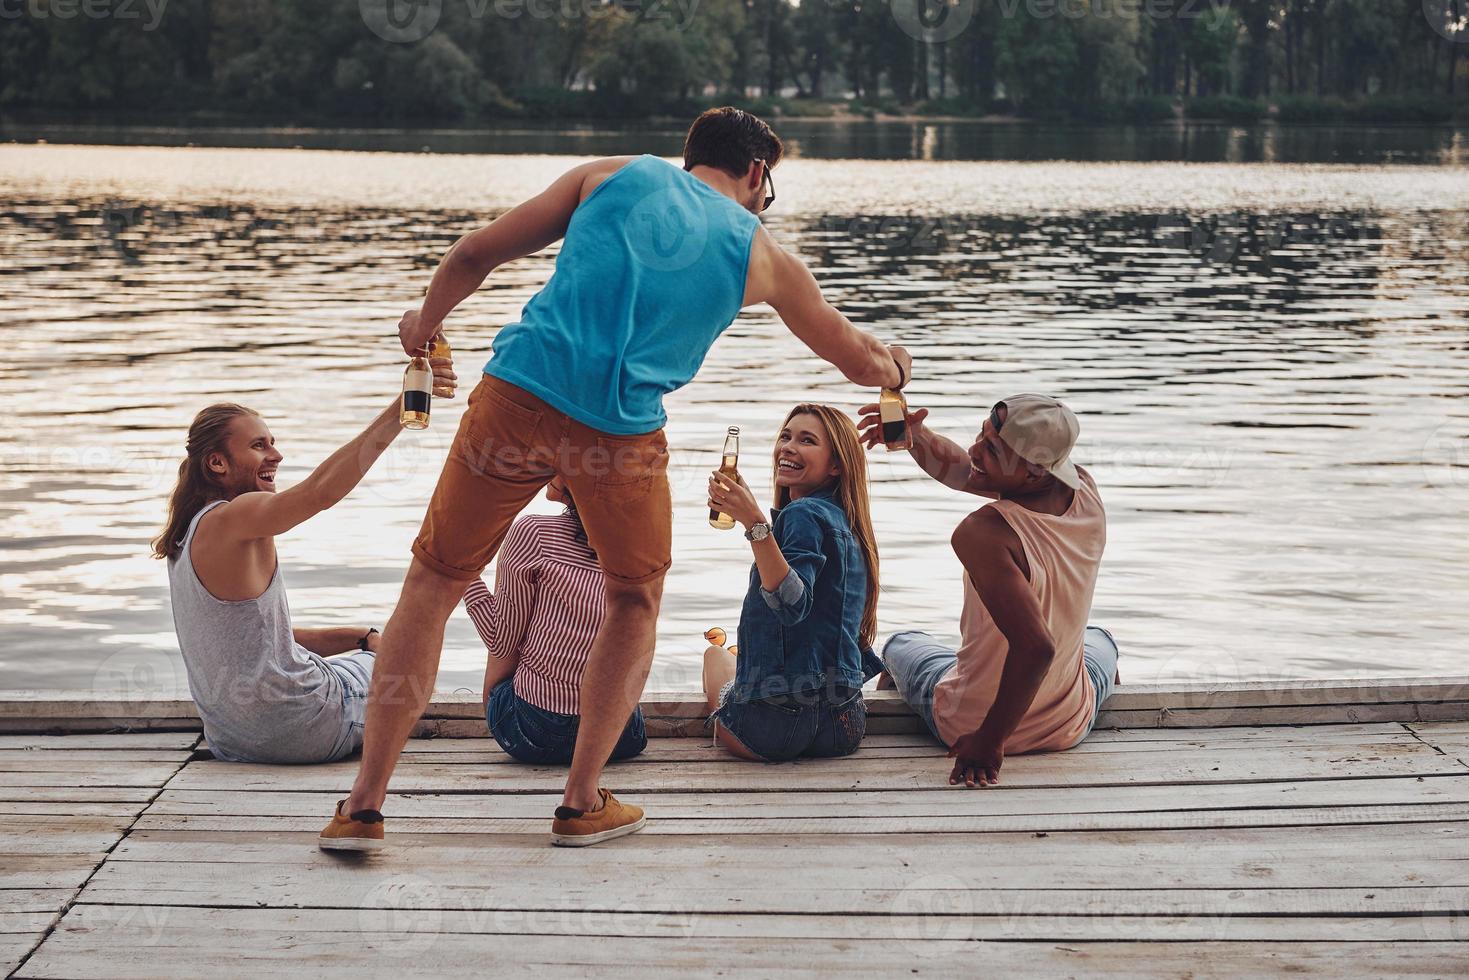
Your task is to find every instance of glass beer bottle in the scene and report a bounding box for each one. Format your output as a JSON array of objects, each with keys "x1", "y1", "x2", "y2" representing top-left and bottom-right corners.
[
  {"x1": 709, "y1": 425, "x2": 740, "y2": 530},
  {"x1": 429, "y1": 332, "x2": 453, "y2": 396},
  {"x1": 400, "y1": 350, "x2": 433, "y2": 430},
  {"x1": 879, "y1": 387, "x2": 912, "y2": 451}
]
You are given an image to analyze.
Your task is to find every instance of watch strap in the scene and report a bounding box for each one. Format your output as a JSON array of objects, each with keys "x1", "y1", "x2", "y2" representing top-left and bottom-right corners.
[{"x1": 745, "y1": 522, "x2": 772, "y2": 541}]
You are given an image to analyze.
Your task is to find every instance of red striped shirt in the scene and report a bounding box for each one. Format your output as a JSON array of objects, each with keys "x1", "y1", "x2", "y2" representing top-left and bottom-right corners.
[{"x1": 462, "y1": 513, "x2": 604, "y2": 715}]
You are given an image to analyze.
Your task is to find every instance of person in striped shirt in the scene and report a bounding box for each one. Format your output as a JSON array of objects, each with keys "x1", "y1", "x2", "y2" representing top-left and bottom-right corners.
[{"x1": 463, "y1": 477, "x2": 647, "y2": 765}]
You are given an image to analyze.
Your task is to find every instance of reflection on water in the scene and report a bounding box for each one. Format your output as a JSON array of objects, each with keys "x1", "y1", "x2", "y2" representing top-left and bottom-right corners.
[
  {"x1": 2, "y1": 146, "x2": 1468, "y2": 696},
  {"x1": 4, "y1": 118, "x2": 1467, "y2": 165}
]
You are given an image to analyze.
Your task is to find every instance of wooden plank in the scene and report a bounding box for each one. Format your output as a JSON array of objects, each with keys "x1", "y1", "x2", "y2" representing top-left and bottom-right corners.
[
  {"x1": 0, "y1": 801, "x2": 150, "y2": 818},
  {"x1": 6, "y1": 678, "x2": 1469, "y2": 734},
  {"x1": 59, "y1": 888, "x2": 1469, "y2": 919},
  {"x1": 0, "y1": 750, "x2": 196, "y2": 767},
  {"x1": 1084, "y1": 722, "x2": 1411, "y2": 742},
  {"x1": 25, "y1": 903, "x2": 1469, "y2": 945},
  {"x1": 0, "y1": 787, "x2": 158, "y2": 804},
  {"x1": 146, "y1": 774, "x2": 1469, "y2": 820},
  {"x1": 0, "y1": 734, "x2": 198, "y2": 751},
  {"x1": 1421, "y1": 739, "x2": 1469, "y2": 759},
  {"x1": 0, "y1": 912, "x2": 57, "y2": 936},
  {"x1": 21, "y1": 932, "x2": 1469, "y2": 980},
  {"x1": 0, "y1": 755, "x2": 190, "y2": 770},
  {"x1": 0, "y1": 718, "x2": 204, "y2": 735},
  {"x1": 2, "y1": 935, "x2": 41, "y2": 980},
  {"x1": 0, "y1": 696, "x2": 200, "y2": 721},
  {"x1": 0, "y1": 765, "x2": 187, "y2": 788},
  {"x1": 162, "y1": 741, "x2": 1467, "y2": 794},
  {"x1": 83, "y1": 862, "x2": 1469, "y2": 920},
  {"x1": 83, "y1": 824, "x2": 1469, "y2": 908},
  {"x1": 395, "y1": 730, "x2": 1424, "y2": 764},
  {"x1": 0, "y1": 890, "x2": 73, "y2": 915},
  {"x1": 1099, "y1": 703, "x2": 1469, "y2": 728},
  {"x1": 0, "y1": 855, "x2": 99, "y2": 890},
  {"x1": 401, "y1": 723, "x2": 1411, "y2": 753},
  {"x1": 0, "y1": 815, "x2": 136, "y2": 855},
  {"x1": 22, "y1": 910, "x2": 1469, "y2": 975},
  {"x1": 1097, "y1": 676, "x2": 1469, "y2": 711},
  {"x1": 130, "y1": 801, "x2": 1469, "y2": 836},
  {"x1": 22, "y1": 703, "x2": 1461, "y2": 737},
  {"x1": 1411, "y1": 722, "x2": 1469, "y2": 736},
  {"x1": 1406, "y1": 726, "x2": 1469, "y2": 758}
]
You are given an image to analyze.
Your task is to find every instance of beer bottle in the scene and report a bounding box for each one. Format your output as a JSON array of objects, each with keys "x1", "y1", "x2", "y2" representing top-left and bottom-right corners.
[
  {"x1": 879, "y1": 387, "x2": 912, "y2": 451},
  {"x1": 429, "y1": 332, "x2": 453, "y2": 397},
  {"x1": 400, "y1": 350, "x2": 433, "y2": 430},
  {"x1": 709, "y1": 426, "x2": 740, "y2": 530}
]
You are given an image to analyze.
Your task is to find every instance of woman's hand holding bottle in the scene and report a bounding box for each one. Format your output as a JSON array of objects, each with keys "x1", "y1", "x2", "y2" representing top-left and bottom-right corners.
[{"x1": 707, "y1": 471, "x2": 765, "y2": 531}]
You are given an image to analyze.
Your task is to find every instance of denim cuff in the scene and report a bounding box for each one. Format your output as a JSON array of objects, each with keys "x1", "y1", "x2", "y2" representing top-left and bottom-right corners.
[
  {"x1": 760, "y1": 569, "x2": 807, "y2": 612},
  {"x1": 860, "y1": 647, "x2": 886, "y2": 682}
]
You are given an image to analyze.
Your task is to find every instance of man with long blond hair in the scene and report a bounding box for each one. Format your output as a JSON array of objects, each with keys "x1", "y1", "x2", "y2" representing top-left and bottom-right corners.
[{"x1": 154, "y1": 358, "x2": 455, "y2": 765}]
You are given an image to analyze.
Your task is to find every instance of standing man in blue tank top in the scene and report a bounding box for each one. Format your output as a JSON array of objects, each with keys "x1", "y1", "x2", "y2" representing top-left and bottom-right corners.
[{"x1": 321, "y1": 108, "x2": 912, "y2": 851}]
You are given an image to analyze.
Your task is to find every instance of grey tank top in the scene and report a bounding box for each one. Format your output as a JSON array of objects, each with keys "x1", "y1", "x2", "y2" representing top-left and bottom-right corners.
[{"x1": 167, "y1": 500, "x2": 347, "y2": 762}]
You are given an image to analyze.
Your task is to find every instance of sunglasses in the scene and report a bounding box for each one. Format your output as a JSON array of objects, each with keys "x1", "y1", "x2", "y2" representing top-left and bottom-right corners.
[
  {"x1": 988, "y1": 401, "x2": 1006, "y2": 435},
  {"x1": 755, "y1": 159, "x2": 775, "y2": 212}
]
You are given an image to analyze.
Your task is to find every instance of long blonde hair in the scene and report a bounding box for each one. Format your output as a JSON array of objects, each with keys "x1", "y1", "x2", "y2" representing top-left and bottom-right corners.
[
  {"x1": 772, "y1": 404, "x2": 881, "y2": 650},
  {"x1": 151, "y1": 403, "x2": 260, "y2": 561}
]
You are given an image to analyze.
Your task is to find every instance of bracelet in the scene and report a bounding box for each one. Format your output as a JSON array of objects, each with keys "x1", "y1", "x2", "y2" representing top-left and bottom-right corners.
[
  {"x1": 358, "y1": 628, "x2": 379, "y2": 652},
  {"x1": 893, "y1": 355, "x2": 908, "y2": 389}
]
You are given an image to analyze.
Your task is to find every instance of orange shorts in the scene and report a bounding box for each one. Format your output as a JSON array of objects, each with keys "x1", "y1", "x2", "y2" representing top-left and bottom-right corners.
[{"x1": 412, "y1": 375, "x2": 672, "y2": 585}]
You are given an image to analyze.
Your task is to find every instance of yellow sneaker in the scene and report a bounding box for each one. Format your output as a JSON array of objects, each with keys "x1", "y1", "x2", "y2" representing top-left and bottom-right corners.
[
  {"x1": 551, "y1": 789, "x2": 646, "y2": 847},
  {"x1": 318, "y1": 799, "x2": 385, "y2": 852}
]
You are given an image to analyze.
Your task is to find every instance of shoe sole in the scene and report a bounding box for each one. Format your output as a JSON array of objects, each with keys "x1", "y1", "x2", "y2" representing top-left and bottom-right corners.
[
  {"x1": 551, "y1": 815, "x2": 647, "y2": 847},
  {"x1": 318, "y1": 836, "x2": 384, "y2": 852}
]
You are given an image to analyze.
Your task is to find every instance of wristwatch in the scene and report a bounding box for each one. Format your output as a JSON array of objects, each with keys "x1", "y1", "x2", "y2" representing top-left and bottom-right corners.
[
  {"x1": 745, "y1": 522, "x2": 772, "y2": 542},
  {"x1": 358, "y1": 628, "x2": 379, "y2": 652}
]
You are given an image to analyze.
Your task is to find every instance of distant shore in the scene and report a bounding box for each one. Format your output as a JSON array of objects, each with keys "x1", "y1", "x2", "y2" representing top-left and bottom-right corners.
[{"x1": 4, "y1": 92, "x2": 1466, "y2": 136}]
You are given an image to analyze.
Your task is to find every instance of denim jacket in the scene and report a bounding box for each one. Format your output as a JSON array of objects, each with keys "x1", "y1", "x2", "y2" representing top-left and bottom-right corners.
[{"x1": 730, "y1": 486, "x2": 884, "y2": 702}]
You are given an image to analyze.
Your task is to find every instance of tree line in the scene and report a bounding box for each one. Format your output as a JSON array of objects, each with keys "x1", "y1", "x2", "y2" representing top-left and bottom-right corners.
[{"x1": 0, "y1": 0, "x2": 1463, "y2": 122}]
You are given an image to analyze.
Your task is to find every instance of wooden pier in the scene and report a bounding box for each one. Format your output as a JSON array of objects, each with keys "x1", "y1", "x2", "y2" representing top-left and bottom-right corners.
[{"x1": 3, "y1": 680, "x2": 1469, "y2": 977}]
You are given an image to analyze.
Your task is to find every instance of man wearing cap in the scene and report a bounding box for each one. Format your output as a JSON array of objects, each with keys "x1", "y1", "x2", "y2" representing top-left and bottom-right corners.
[{"x1": 858, "y1": 394, "x2": 1118, "y2": 788}]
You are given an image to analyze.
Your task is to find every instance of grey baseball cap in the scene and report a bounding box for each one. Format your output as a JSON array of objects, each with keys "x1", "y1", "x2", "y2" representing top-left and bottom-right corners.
[{"x1": 996, "y1": 394, "x2": 1082, "y2": 490}]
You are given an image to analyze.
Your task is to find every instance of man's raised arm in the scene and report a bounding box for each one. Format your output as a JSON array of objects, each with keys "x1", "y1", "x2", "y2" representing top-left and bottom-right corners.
[
  {"x1": 212, "y1": 399, "x2": 407, "y2": 542},
  {"x1": 747, "y1": 228, "x2": 910, "y2": 390},
  {"x1": 214, "y1": 353, "x2": 455, "y2": 542},
  {"x1": 856, "y1": 401, "x2": 999, "y2": 498},
  {"x1": 399, "y1": 157, "x2": 633, "y2": 355}
]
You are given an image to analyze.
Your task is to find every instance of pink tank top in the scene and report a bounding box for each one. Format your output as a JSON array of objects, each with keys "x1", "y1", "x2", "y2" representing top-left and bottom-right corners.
[{"x1": 932, "y1": 468, "x2": 1106, "y2": 753}]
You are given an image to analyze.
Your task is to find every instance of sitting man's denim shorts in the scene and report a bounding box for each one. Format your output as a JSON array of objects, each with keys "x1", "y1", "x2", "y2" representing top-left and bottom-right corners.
[
  {"x1": 881, "y1": 626, "x2": 1120, "y2": 746},
  {"x1": 486, "y1": 678, "x2": 647, "y2": 766},
  {"x1": 714, "y1": 684, "x2": 867, "y2": 762}
]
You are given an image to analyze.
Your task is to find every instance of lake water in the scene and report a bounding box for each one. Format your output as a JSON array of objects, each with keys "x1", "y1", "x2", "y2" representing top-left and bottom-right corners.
[{"x1": 2, "y1": 127, "x2": 1468, "y2": 697}]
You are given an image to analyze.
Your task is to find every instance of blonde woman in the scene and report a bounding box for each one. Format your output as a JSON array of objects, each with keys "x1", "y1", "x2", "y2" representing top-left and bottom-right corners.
[{"x1": 703, "y1": 404, "x2": 885, "y2": 761}]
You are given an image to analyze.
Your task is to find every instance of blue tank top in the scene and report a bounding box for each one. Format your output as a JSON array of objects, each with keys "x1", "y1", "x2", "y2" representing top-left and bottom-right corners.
[{"x1": 484, "y1": 155, "x2": 760, "y2": 435}]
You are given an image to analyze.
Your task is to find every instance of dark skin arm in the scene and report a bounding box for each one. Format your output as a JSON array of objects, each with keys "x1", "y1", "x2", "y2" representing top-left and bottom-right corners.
[
  {"x1": 947, "y1": 508, "x2": 1057, "y2": 788},
  {"x1": 855, "y1": 401, "x2": 998, "y2": 498}
]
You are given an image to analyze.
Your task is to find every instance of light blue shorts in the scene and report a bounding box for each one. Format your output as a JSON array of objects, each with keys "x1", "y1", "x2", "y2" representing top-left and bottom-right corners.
[
  {"x1": 324, "y1": 650, "x2": 376, "y2": 762},
  {"x1": 881, "y1": 627, "x2": 1119, "y2": 747}
]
